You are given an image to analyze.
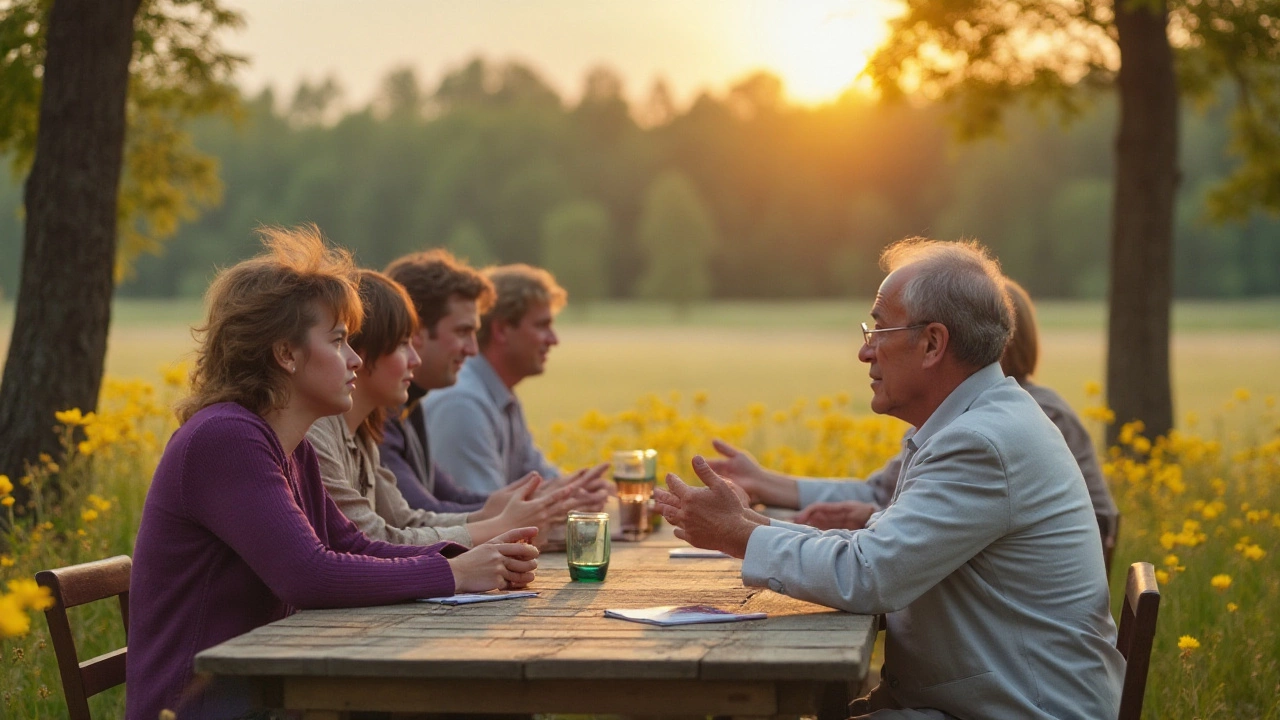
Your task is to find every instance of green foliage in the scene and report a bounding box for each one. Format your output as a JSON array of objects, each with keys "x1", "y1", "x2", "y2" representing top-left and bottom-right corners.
[
  {"x1": 0, "y1": 0, "x2": 244, "y2": 278},
  {"x1": 540, "y1": 200, "x2": 611, "y2": 308},
  {"x1": 4, "y1": 57, "x2": 1277, "y2": 301},
  {"x1": 868, "y1": 0, "x2": 1280, "y2": 218},
  {"x1": 444, "y1": 221, "x2": 496, "y2": 268},
  {"x1": 635, "y1": 170, "x2": 718, "y2": 312}
]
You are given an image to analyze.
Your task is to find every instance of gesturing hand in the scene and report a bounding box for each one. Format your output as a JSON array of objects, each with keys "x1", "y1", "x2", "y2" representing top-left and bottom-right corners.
[
  {"x1": 704, "y1": 439, "x2": 799, "y2": 508},
  {"x1": 652, "y1": 455, "x2": 768, "y2": 559},
  {"x1": 545, "y1": 462, "x2": 611, "y2": 512},
  {"x1": 794, "y1": 501, "x2": 878, "y2": 531},
  {"x1": 472, "y1": 472, "x2": 540, "y2": 522},
  {"x1": 448, "y1": 526, "x2": 540, "y2": 592}
]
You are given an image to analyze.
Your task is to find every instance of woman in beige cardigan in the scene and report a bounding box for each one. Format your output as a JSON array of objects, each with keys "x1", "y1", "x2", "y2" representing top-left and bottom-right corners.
[{"x1": 306, "y1": 270, "x2": 584, "y2": 547}]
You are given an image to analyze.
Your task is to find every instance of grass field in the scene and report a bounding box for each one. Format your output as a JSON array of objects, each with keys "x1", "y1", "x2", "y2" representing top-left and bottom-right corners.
[
  {"x1": 3, "y1": 297, "x2": 1279, "y2": 718},
  {"x1": 3, "y1": 297, "x2": 1279, "y2": 431}
]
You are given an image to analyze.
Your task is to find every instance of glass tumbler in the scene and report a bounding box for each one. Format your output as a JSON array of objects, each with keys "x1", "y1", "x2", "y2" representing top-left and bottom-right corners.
[{"x1": 567, "y1": 511, "x2": 610, "y2": 581}]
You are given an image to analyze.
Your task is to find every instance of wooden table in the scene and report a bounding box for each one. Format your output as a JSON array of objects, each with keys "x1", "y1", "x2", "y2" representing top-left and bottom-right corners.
[{"x1": 195, "y1": 526, "x2": 877, "y2": 719}]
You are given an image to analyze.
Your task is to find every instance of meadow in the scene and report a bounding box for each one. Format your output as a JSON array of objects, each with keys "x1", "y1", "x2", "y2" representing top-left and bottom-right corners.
[
  {"x1": 2, "y1": 297, "x2": 1279, "y2": 717},
  {"x1": 4, "y1": 297, "x2": 1280, "y2": 428}
]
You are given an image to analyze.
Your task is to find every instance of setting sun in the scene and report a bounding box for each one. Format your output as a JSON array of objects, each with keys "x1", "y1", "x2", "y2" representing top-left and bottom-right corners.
[{"x1": 755, "y1": 0, "x2": 901, "y2": 104}]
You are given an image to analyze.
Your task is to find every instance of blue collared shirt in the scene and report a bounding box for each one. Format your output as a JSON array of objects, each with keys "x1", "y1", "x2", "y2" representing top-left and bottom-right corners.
[{"x1": 423, "y1": 355, "x2": 561, "y2": 495}]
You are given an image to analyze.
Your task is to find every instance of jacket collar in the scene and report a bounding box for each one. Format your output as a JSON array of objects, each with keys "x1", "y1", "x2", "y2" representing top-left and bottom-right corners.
[{"x1": 909, "y1": 362, "x2": 1006, "y2": 451}]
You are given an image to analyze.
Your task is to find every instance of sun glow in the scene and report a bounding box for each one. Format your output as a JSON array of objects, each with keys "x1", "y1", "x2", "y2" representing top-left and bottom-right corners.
[{"x1": 756, "y1": 0, "x2": 902, "y2": 104}]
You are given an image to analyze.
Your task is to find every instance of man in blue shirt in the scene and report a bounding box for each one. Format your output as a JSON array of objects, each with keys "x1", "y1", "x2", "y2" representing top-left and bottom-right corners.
[{"x1": 422, "y1": 263, "x2": 607, "y2": 497}]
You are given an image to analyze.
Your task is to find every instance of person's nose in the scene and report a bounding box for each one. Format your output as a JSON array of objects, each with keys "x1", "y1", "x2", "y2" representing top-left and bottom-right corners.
[
  {"x1": 546, "y1": 328, "x2": 559, "y2": 346},
  {"x1": 858, "y1": 339, "x2": 876, "y2": 364},
  {"x1": 463, "y1": 333, "x2": 479, "y2": 357},
  {"x1": 344, "y1": 341, "x2": 363, "y2": 371},
  {"x1": 407, "y1": 342, "x2": 421, "y2": 369}
]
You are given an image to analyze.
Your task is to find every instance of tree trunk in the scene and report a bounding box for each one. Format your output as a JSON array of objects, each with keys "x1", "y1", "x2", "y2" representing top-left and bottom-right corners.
[
  {"x1": 0, "y1": 0, "x2": 141, "y2": 504},
  {"x1": 1107, "y1": 0, "x2": 1179, "y2": 444}
]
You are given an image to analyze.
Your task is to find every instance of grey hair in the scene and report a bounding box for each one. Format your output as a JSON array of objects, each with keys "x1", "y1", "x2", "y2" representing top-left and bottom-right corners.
[{"x1": 879, "y1": 237, "x2": 1013, "y2": 368}]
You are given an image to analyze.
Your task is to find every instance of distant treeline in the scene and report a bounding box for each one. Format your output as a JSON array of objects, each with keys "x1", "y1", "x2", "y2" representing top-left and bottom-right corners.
[{"x1": 1, "y1": 59, "x2": 1277, "y2": 301}]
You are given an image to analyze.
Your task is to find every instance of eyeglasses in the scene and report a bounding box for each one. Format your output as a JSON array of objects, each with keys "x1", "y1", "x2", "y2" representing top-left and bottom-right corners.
[{"x1": 861, "y1": 322, "x2": 929, "y2": 347}]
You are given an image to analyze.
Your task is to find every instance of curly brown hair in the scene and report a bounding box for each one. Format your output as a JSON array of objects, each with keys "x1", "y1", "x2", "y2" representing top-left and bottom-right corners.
[
  {"x1": 476, "y1": 264, "x2": 567, "y2": 349},
  {"x1": 383, "y1": 249, "x2": 493, "y2": 339},
  {"x1": 349, "y1": 270, "x2": 418, "y2": 443},
  {"x1": 176, "y1": 225, "x2": 361, "y2": 424}
]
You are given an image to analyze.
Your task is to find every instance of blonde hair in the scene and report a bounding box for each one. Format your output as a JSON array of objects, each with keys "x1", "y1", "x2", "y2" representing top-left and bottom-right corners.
[
  {"x1": 477, "y1": 264, "x2": 567, "y2": 348},
  {"x1": 1000, "y1": 278, "x2": 1039, "y2": 381},
  {"x1": 177, "y1": 225, "x2": 361, "y2": 423}
]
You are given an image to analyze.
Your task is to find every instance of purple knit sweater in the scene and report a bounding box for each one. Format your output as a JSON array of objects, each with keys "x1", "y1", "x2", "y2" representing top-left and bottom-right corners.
[{"x1": 127, "y1": 403, "x2": 462, "y2": 720}]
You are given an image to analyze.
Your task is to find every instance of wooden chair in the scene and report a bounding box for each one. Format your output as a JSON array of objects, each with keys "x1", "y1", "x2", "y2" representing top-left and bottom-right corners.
[
  {"x1": 1115, "y1": 561, "x2": 1160, "y2": 720},
  {"x1": 35, "y1": 555, "x2": 132, "y2": 720},
  {"x1": 1101, "y1": 513, "x2": 1121, "y2": 580}
]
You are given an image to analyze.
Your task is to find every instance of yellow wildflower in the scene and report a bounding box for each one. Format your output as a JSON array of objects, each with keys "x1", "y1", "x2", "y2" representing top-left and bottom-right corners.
[
  {"x1": 0, "y1": 474, "x2": 12, "y2": 496},
  {"x1": 0, "y1": 556, "x2": 13, "y2": 568},
  {"x1": 1, "y1": 497, "x2": 14, "y2": 508},
  {"x1": 0, "y1": 595, "x2": 32, "y2": 637},
  {"x1": 1083, "y1": 406, "x2": 1115, "y2": 424},
  {"x1": 692, "y1": 390, "x2": 709, "y2": 406},
  {"x1": 1084, "y1": 381, "x2": 1102, "y2": 398},
  {"x1": 81, "y1": 508, "x2": 99, "y2": 523},
  {"x1": 161, "y1": 362, "x2": 189, "y2": 387},
  {"x1": 1227, "y1": 603, "x2": 1239, "y2": 613},
  {"x1": 1210, "y1": 574, "x2": 1232, "y2": 591},
  {"x1": 87, "y1": 494, "x2": 112, "y2": 512},
  {"x1": 6, "y1": 580, "x2": 54, "y2": 612},
  {"x1": 1155, "y1": 569, "x2": 1170, "y2": 584},
  {"x1": 1234, "y1": 388, "x2": 1250, "y2": 403},
  {"x1": 1242, "y1": 544, "x2": 1266, "y2": 561},
  {"x1": 1163, "y1": 554, "x2": 1179, "y2": 567},
  {"x1": 55, "y1": 408, "x2": 86, "y2": 425},
  {"x1": 1177, "y1": 635, "x2": 1200, "y2": 651}
]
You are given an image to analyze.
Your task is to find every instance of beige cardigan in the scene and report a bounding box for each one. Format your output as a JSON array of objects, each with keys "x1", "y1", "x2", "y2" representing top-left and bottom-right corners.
[{"x1": 306, "y1": 415, "x2": 473, "y2": 547}]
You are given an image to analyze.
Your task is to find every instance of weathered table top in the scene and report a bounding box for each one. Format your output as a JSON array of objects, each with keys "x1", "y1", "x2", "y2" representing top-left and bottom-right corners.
[{"x1": 195, "y1": 525, "x2": 877, "y2": 718}]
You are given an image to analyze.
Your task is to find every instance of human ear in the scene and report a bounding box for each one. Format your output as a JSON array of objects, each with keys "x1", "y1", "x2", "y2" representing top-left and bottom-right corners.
[
  {"x1": 273, "y1": 342, "x2": 297, "y2": 375},
  {"x1": 490, "y1": 317, "x2": 512, "y2": 346},
  {"x1": 920, "y1": 323, "x2": 949, "y2": 369}
]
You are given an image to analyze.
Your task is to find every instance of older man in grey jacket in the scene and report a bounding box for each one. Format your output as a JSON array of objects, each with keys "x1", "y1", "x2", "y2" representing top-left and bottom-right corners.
[{"x1": 655, "y1": 238, "x2": 1123, "y2": 720}]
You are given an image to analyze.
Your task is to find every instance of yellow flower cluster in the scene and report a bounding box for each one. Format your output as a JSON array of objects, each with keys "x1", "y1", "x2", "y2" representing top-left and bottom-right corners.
[
  {"x1": 543, "y1": 392, "x2": 907, "y2": 483},
  {"x1": 1086, "y1": 387, "x2": 1279, "y2": 680},
  {"x1": 0, "y1": 474, "x2": 13, "y2": 509},
  {"x1": 0, "y1": 580, "x2": 54, "y2": 639},
  {"x1": 59, "y1": 378, "x2": 170, "y2": 459}
]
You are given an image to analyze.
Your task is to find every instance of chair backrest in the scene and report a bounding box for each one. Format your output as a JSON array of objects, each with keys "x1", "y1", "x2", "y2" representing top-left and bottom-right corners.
[
  {"x1": 35, "y1": 555, "x2": 132, "y2": 720},
  {"x1": 1115, "y1": 561, "x2": 1160, "y2": 720},
  {"x1": 1101, "y1": 513, "x2": 1122, "y2": 580}
]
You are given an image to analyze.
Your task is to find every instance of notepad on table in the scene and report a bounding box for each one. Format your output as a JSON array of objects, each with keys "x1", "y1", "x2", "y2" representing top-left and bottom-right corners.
[
  {"x1": 668, "y1": 547, "x2": 732, "y2": 559},
  {"x1": 604, "y1": 605, "x2": 766, "y2": 626},
  {"x1": 418, "y1": 591, "x2": 539, "y2": 605}
]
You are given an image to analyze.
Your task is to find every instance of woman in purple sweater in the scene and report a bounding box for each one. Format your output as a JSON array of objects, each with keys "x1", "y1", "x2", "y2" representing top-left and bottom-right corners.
[{"x1": 127, "y1": 226, "x2": 540, "y2": 720}]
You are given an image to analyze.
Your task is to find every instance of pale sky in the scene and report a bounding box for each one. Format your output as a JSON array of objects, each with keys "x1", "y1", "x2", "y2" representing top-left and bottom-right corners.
[{"x1": 221, "y1": 0, "x2": 903, "y2": 110}]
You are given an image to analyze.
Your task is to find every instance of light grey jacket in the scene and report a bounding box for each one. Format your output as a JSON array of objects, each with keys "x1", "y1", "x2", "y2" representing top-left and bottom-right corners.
[{"x1": 742, "y1": 364, "x2": 1123, "y2": 720}]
